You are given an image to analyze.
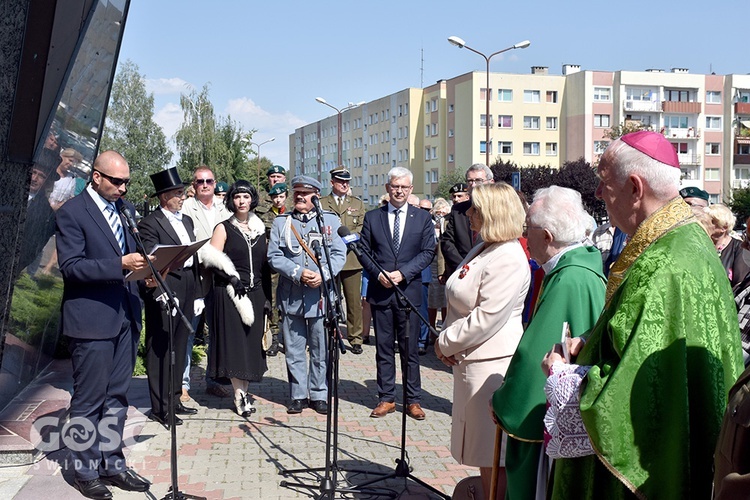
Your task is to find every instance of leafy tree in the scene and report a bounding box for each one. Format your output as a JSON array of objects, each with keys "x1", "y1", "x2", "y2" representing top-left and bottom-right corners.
[
  {"x1": 603, "y1": 121, "x2": 653, "y2": 140},
  {"x1": 100, "y1": 60, "x2": 172, "y2": 204},
  {"x1": 727, "y1": 187, "x2": 750, "y2": 225},
  {"x1": 435, "y1": 170, "x2": 466, "y2": 200},
  {"x1": 556, "y1": 157, "x2": 606, "y2": 221},
  {"x1": 491, "y1": 158, "x2": 519, "y2": 184}
]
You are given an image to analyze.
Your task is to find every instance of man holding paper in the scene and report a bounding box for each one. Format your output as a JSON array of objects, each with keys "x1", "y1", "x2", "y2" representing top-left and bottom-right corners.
[{"x1": 138, "y1": 167, "x2": 200, "y2": 427}]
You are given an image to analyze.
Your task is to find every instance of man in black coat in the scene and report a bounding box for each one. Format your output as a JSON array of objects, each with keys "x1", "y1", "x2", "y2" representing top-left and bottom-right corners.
[
  {"x1": 440, "y1": 164, "x2": 494, "y2": 280},
  {"x1": 138, "y1": 168, "x2": 200, "y2": 427}
]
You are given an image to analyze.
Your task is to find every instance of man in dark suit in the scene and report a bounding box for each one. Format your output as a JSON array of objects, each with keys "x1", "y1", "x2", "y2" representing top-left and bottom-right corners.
[
  {"x1": 56, "y1": 151, "x2": 151, "y2": 499},
  {"x1": 359, "y1": 167, "x2": 435, "y2": 420},
  {"x1": 138, "y1": 167, "x2": 200, "y2": 427},
  {"x1": 440, "y1": 164, "x2": 494, "y2": 280}
]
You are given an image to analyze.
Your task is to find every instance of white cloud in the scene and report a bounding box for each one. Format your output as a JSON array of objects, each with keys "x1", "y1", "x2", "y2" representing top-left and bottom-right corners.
[
  {"x1": 154, "y1": 102, "x2": 184, "y2": 140},
  {"x1": 146, "y1": 77, "x2": 193, "y2": 95}
]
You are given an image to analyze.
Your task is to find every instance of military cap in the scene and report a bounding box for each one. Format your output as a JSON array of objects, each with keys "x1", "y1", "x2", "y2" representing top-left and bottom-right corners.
[
  {"x1": 268, "y1": 182, "x2": 288, "y2": 196},
  {"x1": 291, "y1": 175, "x2": 322, "y2": 192},
  {"x1": 450, "y1": 182, "x2": 469, "y2": 194},
  {"x1": 679, "y1": 186, "x2": 709, "y2": 202},
  {"x1": 266, "y1": 165, "x2": 286, "y2": 176},
  {"x1": 330, "y1": 167, "x2": 352, "y2": 181},
  {"x1": 214, "y1": 181, "x2": 229, "y2": 194}
]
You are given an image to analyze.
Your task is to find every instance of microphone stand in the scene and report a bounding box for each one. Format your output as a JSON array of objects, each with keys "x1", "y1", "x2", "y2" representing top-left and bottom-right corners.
[
  {"x1": 344, "y1": 236, "x2": 449, "y2": 499},
  {"x1": 119, "y1": 204, "x2": 205, "y2": 500}
]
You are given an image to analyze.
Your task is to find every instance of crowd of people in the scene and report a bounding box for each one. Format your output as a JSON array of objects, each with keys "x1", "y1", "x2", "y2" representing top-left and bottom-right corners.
[{"x1": 49, "y1": 129, "x2": 750, "y2": 499}]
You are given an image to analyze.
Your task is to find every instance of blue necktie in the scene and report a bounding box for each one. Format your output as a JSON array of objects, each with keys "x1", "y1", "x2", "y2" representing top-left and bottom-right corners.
[
  {"x1": 393, "y1": 209, "x2": 401, "y2": 254},
  {"x1": 106, "y1": 203, "x2": 126, "y2": 254}
]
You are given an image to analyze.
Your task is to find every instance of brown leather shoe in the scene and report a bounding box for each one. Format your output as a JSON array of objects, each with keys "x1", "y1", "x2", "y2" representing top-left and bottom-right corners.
[
  {"x1": 407, "y1": 403, "x2": 425, "y2": 420},
  {"x1": 370, "y1": 401, "x2": 396, "y2": 418}
]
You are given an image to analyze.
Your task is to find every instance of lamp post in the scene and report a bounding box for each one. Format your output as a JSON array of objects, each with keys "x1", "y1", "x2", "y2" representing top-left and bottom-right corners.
[
  {"x1": 448, "y1": 36, "x2": 530, "y2": 167},
  {"x1": 315, "y1": 97, "x2": 365, "y2": 168},
  {"x1": 249, "y1": 137, "x2": 275, "y2": 190}
]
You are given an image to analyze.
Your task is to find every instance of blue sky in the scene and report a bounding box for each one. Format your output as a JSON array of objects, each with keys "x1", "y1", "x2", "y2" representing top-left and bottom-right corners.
[{"x1": 117, "y1": 0, "x2": 745, "y2": 168}]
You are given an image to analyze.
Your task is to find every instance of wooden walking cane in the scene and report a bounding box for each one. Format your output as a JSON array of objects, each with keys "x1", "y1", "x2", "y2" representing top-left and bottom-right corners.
[{"x1": 490, "y1": 424, "x2": 503, "y2": 500}]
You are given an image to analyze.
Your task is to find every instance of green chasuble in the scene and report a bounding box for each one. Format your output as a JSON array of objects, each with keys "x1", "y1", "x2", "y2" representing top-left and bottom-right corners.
[
  {"x1": 550, "y1": 198, "x2": 744, "y2": 500},
  {"x1": 493, "y1": 245, "x2": 606, "y2": 500}
]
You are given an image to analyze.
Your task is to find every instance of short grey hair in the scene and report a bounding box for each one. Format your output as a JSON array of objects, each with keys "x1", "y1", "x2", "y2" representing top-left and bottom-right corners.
[
  {"x1": 529, "y1": 185, "x2": 591, "y2": 245},
  {"x1": 388, "y1": 166, "x2": 413, "y2": 185},
  {"x1": 466, "y1": 163, "x2": 493, "y2": 181},
  {"x1": 603, "y1": 139, "x2": 681, "y2": 200}
]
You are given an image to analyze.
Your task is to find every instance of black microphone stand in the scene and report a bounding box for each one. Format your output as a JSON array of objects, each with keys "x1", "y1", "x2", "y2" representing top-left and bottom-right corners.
[
  {"x1": 343, "y1": 235, "x2": 449, "y2": 499},
  {"x1": 279, "y1": 212, "x2": 389, "y2": 499},
  {"x1": 120, "y1": 205, "x2": 205, "y2": 500}
]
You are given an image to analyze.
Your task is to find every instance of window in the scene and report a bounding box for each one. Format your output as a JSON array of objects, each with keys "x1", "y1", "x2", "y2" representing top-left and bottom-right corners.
[
  {"x1": 431, "y1": 123, "x2": 438, "y2": 135},
  {"x1": 425, "y1": 125, "x2": 430, "y2": 137},
  {"x1": 706, "y1": 116, "x2": 722, "y2": 130},
  {"x1": 432, "y1": 171, "x2": 438, "y2": 183},
  {"x1": 425, "y1": 172, "x2": 431, "y2": 184},
  {"x1": 480, "y1": 88, "x2": 492, "y2": 101},
  {"x1": 431, "y1": 99, "x2": 438, "y2": 112},
  {"x1": 665, "y1": 115, "x2": 689, "y2": 129},
  {"x1": 673, "y1": 142, "x2": 688, "y2": 154},
  {"x1": 448, "y1": 104, "x2": 454, "y2": 112},
  {"x1": 480, "y1": 114, "x2": 494, "y2": 128},
  {"x1": 498, "y1": 115, "x2": 513, "y2": 128},
  {"x1": 705, "y1": 169, "x2": 720, "y2": 181},
  {"x1": 480, "y1": 141, "x2": 492, "y2": 154},
  {"x1": 706, "y1": 143, "x2": 720, "y2": 155},
  {"x1": 398, "y1": 105, "x2": 403, "y2": 116},
  {"x1": 523, "y1": 142, "x2": 540, "y2": 155},
  {"x1": 498, "y1": 89, "x2": 512, "y2": 102},
  {"x1": 706, "y1": 91, "x2": 721, "y2": 104},
  {"x1": 523, "y1": 116, "x2": 540, "y2": 129},
  {"x1": 594, "y1": 87, "x2": 611, "y2": 102},
  {"x1": 594, "y1": 141, "x2": 609, "y2": 154},
  {"x1": 499, "y1": 141, "x2": 512, "y2": 154},
  {"x1": 546, "y1": 117, "x2": 558, "y2": 130},
  {"x1": 546, "y1": 91, "x2": 558, "y2": 103},
  {"x1": 524, "y1": 90, "x2": 540, "y2": 103},
  {"x1": 546, "y1": 142, "x2": 558, "y2": 156},
  {"x1": 594, "y1": 114, "x2": 610, "y2": 128},
  {"x1": 448, "y1": 154, "x2": 454, "y2": 163},
  {"x1": 739, "y1": 144, "x2": 750, "y2": 155},
  {"x1": 665, "y1": 89, "x2": 691, "y2": 102},
  {"x1": 448, "y1": 129, "x2": 454, "y2": 137},
  {"x1": 404, "y1": 103, "x2": 409, "y2": 115},
  {"x1": 431, "y1": 147, "x2": 437, "y2": 159},
  {"x1": 626, "y1": 88, "x2": 653, "y2": 101}
]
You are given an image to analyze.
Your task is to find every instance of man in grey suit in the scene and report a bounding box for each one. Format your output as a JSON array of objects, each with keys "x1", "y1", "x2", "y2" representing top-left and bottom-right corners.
[
  {"x1": 267, "y1": 176, "x2": 346, "y2": 415},
  {"x1": 56, "y1": 151, "x2": 151, "y2": 499},
  {"x1": 359, "y1": 167, "x2": 435, "y2": 420}
]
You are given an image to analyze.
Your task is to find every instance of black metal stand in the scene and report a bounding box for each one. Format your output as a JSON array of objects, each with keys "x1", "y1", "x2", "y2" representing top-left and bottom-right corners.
[{"x1": 120, "y1": 208, "x2": 205, "y2": 500}]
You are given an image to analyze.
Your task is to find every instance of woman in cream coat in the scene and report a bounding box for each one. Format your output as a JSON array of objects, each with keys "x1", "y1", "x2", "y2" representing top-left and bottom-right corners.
[{"x1": 435, "y1": 182, "x2": 530, "y2": 498}]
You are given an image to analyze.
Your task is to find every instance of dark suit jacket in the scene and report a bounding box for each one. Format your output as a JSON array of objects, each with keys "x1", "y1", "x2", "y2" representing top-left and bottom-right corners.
[
  {"x1": 137, "y1": 209, "x2": 200, "y2": 308},
  {"x1": 56, "y1": 190, "x2": 142, "y2": 340},
  {"x1": 441, "y1": 199, "x2": 481, "y2": 277},
  {"x1": 360, "y1": 204, "x2": 435, "y2": 306}
]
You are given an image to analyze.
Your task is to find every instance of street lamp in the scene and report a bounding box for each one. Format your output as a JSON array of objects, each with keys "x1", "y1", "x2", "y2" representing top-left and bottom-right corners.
[
  {"x1": 448, "y1": 36, "x2": 530, "y2": 166},
  {"x1": 249, "y1": 137, "x2": 275, "y2": 190},
  {"x1": 315, "y1": 97, "x2": 365, "y2": 168}
]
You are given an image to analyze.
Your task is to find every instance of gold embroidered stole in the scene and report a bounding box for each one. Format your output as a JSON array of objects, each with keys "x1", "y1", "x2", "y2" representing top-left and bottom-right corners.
[{"x1": 605, "y1": 197, "x2": 695, "y2": 305}]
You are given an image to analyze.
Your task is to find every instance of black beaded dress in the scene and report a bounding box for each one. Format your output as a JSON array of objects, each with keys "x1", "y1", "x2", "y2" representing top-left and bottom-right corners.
[{"x1": 207, "y1": 218, "x2": 270, "y2": 382}]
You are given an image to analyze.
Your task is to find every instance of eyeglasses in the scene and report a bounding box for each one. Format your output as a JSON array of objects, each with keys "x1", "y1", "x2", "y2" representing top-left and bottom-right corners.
[
  {"x1": 389, "y1": 184, "x2": 412, "y2": 192},
  {"x1": 95, "y1": 170, "x2": 130, "y2": 187},
  {"x1": 194, "y1": 178, "x2": 215, "y2": 185},
  {"x1": 467, "y1": 178, "x2": 486, "y2": 185},
  {"x1": 523, "y1": 223, "x2": 544, "y2": 233}
]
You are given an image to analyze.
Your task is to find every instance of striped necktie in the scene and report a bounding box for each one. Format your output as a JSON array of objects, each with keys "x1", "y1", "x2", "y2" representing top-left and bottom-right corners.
[
  {"x1": 393, "y1": 209, "x2": 401, "y2": 254},
  {"x1": 105, "y1": 203, "x2": 126, "y2": 254}
]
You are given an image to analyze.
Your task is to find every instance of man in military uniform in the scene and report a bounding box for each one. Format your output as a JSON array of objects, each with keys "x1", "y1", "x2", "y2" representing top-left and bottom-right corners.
[
  {"x1": 449, "y1": 182, "x2": 469, "y2": 204},
  {"x1": 214, "y1": 181, "x2": 229, "y2": 202},
  {"x1": 268, "y1": 176, "x2": 346, "y2": 415},
  {"x1": 255, "y1": 165, "x2": 293, "y2": 225},
  {"x1": 320, "y1": 167, "x2": 365, "y2": 354},
  {"x1": 259, "y1": 182, "x2": 288, "y2": 356}
]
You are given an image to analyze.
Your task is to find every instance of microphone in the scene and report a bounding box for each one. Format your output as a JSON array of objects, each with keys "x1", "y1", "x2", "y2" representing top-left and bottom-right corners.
[
  {"x1": 116, "y1": 199, "x2": 139, "y2": 235},
  {"x1": 311, "y1": 195, "x2": 323, "y2": 214},
  {"x1": 337, "y1": 226, "x2": 363, "y2": 258}
]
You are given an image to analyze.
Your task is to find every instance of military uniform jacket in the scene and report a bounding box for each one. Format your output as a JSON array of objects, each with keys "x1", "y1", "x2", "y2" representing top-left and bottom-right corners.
[
  {"x1": 320, "y1": 193, "x2": 364, "y2": 271},
  {"x1": 256, "y1": 193, "x2": 294, "y2": 239},
  {"x1": 267, "y1": 210, "x2": 346, "y2": 318}
]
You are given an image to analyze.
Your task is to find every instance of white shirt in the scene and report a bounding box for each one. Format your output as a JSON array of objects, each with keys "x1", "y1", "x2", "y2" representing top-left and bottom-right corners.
[
  {"x1": 387, "y1": 202, "x2": 406, "y2": 248},
  {"x1": 160, "y1": 207, "x2": 194, "y2": 268}
]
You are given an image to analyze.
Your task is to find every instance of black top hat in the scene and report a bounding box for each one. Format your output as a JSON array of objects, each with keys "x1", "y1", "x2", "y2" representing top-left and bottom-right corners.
[{"x1": 150, "y1": 167, "x2": 184, "y2": 197}]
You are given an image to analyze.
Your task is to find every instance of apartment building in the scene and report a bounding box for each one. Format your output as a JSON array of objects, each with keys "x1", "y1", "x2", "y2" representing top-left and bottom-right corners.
[{"x1": 291, "y1": 66, "x2": 750, "y2": 206}]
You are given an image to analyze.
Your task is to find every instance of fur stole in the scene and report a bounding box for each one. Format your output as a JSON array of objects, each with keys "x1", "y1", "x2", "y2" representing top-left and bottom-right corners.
[{"x1": 199, "y1": 244, "x2": 254, "y2": 327}]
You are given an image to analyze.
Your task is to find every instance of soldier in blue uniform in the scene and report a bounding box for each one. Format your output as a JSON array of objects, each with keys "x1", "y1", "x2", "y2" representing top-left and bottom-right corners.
[{"x1": 267, "y1": 176, "x2": 346, "y2": 415}]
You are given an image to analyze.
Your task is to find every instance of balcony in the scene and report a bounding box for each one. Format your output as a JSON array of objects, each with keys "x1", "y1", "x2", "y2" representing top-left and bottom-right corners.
[
  {"x1": 663, "y1": 127, "x2": 700, "y2": 139},
  {"x1": 661, "y1": 101, "x2": 701, "y2": 114},
  {"x1": 734, "y1": 154, "x2": 750, "y2": 165},
  {"x1": 735, "y1": 102, "x2": 750, "y2": 114},
  {"x1": 733, "y1": 179, "x2": 750, "y2": 189},
  {"x1": 623, "y1": 100, "x2": 661, "y2": 112},
  {"x1": 678, "y1": 153, "x2": 701, "y2": 165}
]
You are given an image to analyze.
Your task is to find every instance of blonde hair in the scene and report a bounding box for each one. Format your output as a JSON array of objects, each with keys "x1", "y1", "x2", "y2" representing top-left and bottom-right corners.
[
  {"x1": 471, "y1": 183, "x2": 525, "y2": 243},
  {"x1": 706, "y1": 203, "x2": 736, "y2": 231}
]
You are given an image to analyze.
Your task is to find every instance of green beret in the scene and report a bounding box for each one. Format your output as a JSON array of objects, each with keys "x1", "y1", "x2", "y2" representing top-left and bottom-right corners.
[
  {"x1": 268, "y1": 183, "x2": 288, "y2": 196},
  {"x1": 266, "y1": 165, "x2": 286, "y2": 176},
  {"x1": 679, "y1": 186, "x2": 709, "y2": 202}
]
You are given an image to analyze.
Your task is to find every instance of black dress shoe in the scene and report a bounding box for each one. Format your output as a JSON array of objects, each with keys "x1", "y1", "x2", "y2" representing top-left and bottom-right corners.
[
  {"x1": 148, "y1": 412, "x2": 183, "y2": 428},
  {"x1": 74, "y1": 478, "x2": 112, "y2": 499},
  {"x1": 350, "y1": 344, "x2": 363, "y2": 355},
  {"x1": 100, "y1": 468, "x2": 150, "y2": 492},
  {"x1": 418, "y1": 346, "x2": 427, "y2": 356},
  {"x1": 287, "y1": 399, "x2": 308, "y2": 414},
  {"x1": 175, "y1": 403, "x2": 198, "y2": 415},
  {"x1": 362, "y1": 336, "x2": 370, "y2": 345},
  {"x1": 310, "y1": 400, "x2": 328, "y2": 415}
]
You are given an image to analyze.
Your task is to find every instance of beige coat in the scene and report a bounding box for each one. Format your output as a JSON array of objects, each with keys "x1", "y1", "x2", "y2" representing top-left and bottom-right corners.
[{"x1": 437, "y1": 239, "x2": 530, "y2": 466}]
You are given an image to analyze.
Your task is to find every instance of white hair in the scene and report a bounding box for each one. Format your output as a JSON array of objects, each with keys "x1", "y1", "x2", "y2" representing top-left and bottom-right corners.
[
  {"x1": 529, "y1": 185, "x2": 591, "y2": 245},
  {"x1": 466, "y1": 163, "x2": 494, "y2": 181},
  {"x1": 388, "y1": 166, "x2": 413, "y2": 184},
  {"x1": 604, "y1": 139, "x2": 681, "y2": 200}
]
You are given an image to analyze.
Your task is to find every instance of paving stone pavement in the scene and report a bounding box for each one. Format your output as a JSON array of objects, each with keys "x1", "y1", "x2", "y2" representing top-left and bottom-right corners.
[{"x1": 1, "y1": 338, "x2": 477, "y2": 499}]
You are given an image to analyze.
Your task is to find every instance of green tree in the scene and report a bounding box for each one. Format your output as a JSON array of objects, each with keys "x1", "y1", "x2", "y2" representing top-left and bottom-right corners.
[
  {"x1": 435, "y1": 170, "x2": 466, "y2": 200},
  {"x1": 556, "y1": 158, "x2": 606, "y2": 221},
  {"x1": 100, "y1": 60, "x2": 172, "y2": 204},
  {"x1": 603, "y1": 121, "x2": 653, "y2": 140},
  {"x1": 727, "y1": 187, "x2": 750, "y2": 225}
]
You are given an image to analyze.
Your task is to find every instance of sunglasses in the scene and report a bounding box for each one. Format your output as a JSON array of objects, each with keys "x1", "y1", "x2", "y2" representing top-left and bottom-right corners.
[
  {"x1": 194, "y1": 178, "x2": 215, "y2": 185},
  {"x1": 95, "y1": 170, "x2": 130, "y2": 187}
]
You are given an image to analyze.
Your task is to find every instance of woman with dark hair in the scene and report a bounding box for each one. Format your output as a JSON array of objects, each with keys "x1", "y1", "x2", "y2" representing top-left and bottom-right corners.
[{"x1": 200, "y1": 180, "x2": 271, "y2": 417}]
